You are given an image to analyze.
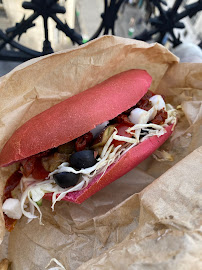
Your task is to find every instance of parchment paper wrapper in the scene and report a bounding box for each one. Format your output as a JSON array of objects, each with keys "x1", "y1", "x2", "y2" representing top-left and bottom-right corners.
[
  {"x1": 0, "y1": 36, "x2": 201, "y2": 269},
  {"x1": 77, "y1": 146, "x2": 202, "y2": 270}
]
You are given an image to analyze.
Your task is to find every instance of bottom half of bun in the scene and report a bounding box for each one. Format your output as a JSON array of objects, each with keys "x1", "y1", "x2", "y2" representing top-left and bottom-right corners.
[{"x1": 44, "y1": 125, "x2": 173, "y2": 204}]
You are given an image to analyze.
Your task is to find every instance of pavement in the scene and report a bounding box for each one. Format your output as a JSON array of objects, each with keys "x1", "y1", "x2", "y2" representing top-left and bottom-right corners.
[{"x1": 0, "y1": 60, "x2": 22, "y2": 77}]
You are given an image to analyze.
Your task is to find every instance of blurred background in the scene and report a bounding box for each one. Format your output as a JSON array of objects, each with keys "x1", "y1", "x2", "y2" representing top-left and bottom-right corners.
[{"x1": 0, "y1": 0, "x2": 201, "y2": 76}]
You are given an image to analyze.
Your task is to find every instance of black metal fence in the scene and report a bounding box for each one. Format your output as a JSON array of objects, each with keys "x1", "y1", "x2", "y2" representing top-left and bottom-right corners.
[{"x1": 0, "y1": 0, "x2": 201, "y2": 61}]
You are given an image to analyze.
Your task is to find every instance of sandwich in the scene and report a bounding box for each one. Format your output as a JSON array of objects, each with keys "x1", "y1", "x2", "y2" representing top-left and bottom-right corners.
[{"x1": 0, "y1": 69, "x2": 177, "y2": 229}]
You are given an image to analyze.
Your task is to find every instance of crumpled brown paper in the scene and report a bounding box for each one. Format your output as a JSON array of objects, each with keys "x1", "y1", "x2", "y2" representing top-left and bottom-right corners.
[
  {"x1": 77, "y1": 146, "x2": 202, "y2": 270},
  {"x1": 0, "y1": 36, "x2": 201, "y2": 270}
]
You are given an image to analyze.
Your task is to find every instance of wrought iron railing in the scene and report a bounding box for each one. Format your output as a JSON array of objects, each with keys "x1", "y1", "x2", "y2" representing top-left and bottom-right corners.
[{"x1": 0, "y1": 0, "x2": 201, "y2": 61}]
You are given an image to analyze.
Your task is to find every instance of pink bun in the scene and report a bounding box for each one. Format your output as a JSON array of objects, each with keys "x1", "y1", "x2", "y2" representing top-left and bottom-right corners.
[
  {"x1": 44, "y1": 125, "x2": 173, "y2": 204},
  {"x1": 0, "y1": 69, "x2": 152, "y2": 167}
]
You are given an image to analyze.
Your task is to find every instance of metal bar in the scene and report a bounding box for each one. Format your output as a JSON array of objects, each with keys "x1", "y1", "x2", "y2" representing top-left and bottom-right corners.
[
  {"x1": 110, "y1": 0, "x2": 119, "y2": 35},
  {"x1": 115, "y1": 0, "x2": 125, "y2": 13},
  {"x1": 50, "y1": 14, "x2": 83, "y2": 45},
  {"x1": 172, "y1": 0, "x2": 183, "y2": 13},
  {"x1": 43, "y1": 17, "x2": 49, "y2": 41},
  {"x1": 42, "y1": 16, "x2": 53, "y2": 54},
  {"x1": 0, "y1": 12, "x2": 39, "y2": 51},
  {"x1": 103, "y1": 0, "x2": 110, "y2": 34},
  {"x1": 169, "y1": 29, "x2": 181, "y2": 47},
  {"x1": 176, "y1": 2, "x2": 202, "y2": 21},
  {"x1": 0, "y1": 49, "x2": 35, "y2": 61},
  {"x1": 134, "y1": 28, "x2": 159, "y2": 41},
  {"x1": 0, "y1": 30, "x2": 41, "y2": 57},
  {"x1": 47, "y1": 0, "x2": 58, "y2": 9},
  {"x1": 152, "y1": 0, "x2": 167, "y2": 19}
]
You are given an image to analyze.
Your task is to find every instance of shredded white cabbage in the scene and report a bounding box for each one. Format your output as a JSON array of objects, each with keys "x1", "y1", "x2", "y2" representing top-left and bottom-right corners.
[
  {"x1": 164, "y1": 106, "x2": 178, "y2": 130},
  {"x1": 19, "y1": 100, "x2": 177, "y2": 222}
]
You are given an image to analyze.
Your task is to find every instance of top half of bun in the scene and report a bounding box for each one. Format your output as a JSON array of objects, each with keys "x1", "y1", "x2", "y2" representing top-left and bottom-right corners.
[{"x1": 0, "y1": 69, "x2": 152, "y2": 167}]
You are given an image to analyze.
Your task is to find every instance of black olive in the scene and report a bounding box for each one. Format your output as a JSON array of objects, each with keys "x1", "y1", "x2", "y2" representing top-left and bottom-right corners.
[
  {"x1": 53, "y1": 172, "x2": 80, "y2": 188},
  {"x1": 70, "y1": 150, "x2": 97, "y2": 169}
]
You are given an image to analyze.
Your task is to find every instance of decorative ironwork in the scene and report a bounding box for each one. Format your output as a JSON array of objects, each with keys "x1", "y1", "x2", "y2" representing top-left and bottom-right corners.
[
  {"x1": 134, "y1": 0, "x2": 202, "y2": 47},
  {"x1": 88, "y1": 0, "x2": 125, "y2": 40},
  {"x1": 0, "y1": 0, "x2": 83, "y2": 61},
  {"x1": 0, "y1": 0, "x2": 201, "y2": 61}
]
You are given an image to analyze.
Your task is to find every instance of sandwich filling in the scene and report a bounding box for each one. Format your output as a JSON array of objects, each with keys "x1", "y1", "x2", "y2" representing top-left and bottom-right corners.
[{"x1": 2, "y1": 91, "x2": 177, "y2": 227}]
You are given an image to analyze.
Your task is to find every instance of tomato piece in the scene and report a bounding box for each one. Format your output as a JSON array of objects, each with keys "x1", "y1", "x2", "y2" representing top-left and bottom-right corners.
[
  {"x1": 114, "y1": 114, "x2": 133, "y2": 125},
  {"x1": 75, "y1": 132, "x2": 93, "y2": 151},
  {"x1": 135, "y1": 90, "x2": 155, "y2": 111},
  {"x1": 21, "y1": 150, "x2": 51, "y2": 178},
  {"x1": 3, "y1": 170, "x2": 22, "y2": 232},
  {"x1": 3, "y1": 170, "x2": 22, "y2": 201},
  {"x1": 21, "y1": 157, "x2": 36, "y2": 177},
  {"x1": 112, "y1": 124, "x2": 133, "y2": 147},
  {"x1": 32, "y1": 158, "x2": 49, "y2": 180},
  {"x1": 151, "y1": 109, "x2": 168, "y2": 125}
]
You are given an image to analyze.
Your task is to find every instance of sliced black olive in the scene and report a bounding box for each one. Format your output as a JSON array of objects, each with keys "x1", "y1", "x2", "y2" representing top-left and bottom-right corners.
[
  {"x1": 53, "y1": 172, "x2": 80, "y2": 188},
  {"x1": 70, "y1": 150, "x2": 97, "y2": 169}
]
